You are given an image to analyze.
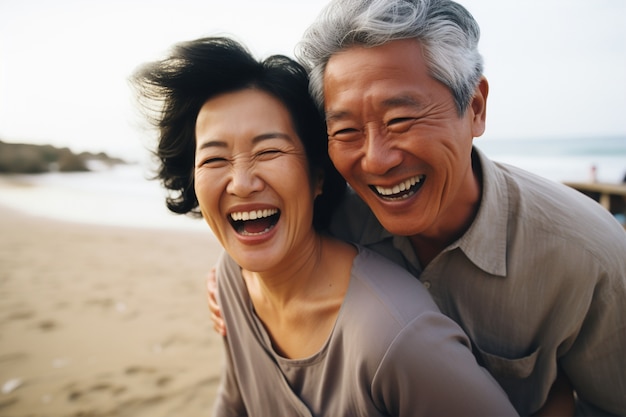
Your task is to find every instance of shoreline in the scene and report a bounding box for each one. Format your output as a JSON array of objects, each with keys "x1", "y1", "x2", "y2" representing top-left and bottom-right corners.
[
  {"x1": 0, "y1": 169, "x2": 209, "y2": 233},
  {"x1": 0, "y1": 204, "x2": 224, "y2": 416}
]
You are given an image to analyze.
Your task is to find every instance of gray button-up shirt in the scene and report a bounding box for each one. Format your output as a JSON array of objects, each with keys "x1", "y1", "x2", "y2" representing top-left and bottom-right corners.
[{"x1": 329, "y1": 147, "x2": 626, "y2": 416}]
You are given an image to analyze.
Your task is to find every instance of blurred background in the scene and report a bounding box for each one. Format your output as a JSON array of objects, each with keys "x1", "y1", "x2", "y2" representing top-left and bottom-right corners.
[
  {"x1": 0, "y1": 2, "x2": 625, "y2": 416},
  {"x1": 1, "y1": 0, "x2": 625, "y2": 227}
]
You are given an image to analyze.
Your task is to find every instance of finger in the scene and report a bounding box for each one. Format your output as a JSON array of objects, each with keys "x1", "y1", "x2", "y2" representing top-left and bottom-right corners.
[
  {"x1": 206, "y1": 267, "x2": 225, "y2": 336},
  {"x1": 206, "y1": 267, "x2": 217, "y2": 288},
  {"x1": 208, "y1": 295, "x2": 221, "y2": 315},
  {"x1": 211, "y1": 313, "x2": 226, "y2": 336}
]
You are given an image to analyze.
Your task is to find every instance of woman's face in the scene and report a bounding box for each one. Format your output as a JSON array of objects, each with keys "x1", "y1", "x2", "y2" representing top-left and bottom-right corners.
[{"x1": 194, "y1": 88, "x2": 321, "y2": 273}]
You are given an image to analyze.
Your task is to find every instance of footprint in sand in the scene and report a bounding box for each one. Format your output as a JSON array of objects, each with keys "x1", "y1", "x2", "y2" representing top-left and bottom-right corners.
[
  {"x1": 124, "y1": 366, "x2": 174, "y2": 389},
  {"x1": 6, "y1": 310, "x2": 35, "y2": 321},
  {"x1": 37, "y1": 319, "x2": 58, "y2": 331},
  {"x1": 124, "y1": 365, "x2": 156, "y2": 375},
  {"x1": 67, "y1": 381, "x2": 127, "y2": 402}
]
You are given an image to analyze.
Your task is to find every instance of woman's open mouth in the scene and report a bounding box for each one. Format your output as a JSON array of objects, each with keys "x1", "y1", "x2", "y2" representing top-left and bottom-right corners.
[{"x1": 229, "y1": 208, "x2": 280, "y2": 236}]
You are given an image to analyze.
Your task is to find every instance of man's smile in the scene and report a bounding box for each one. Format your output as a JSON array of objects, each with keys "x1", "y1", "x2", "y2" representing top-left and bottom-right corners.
[{"x1": 370, "y1": 175, "x2": 425, "y2": 200}]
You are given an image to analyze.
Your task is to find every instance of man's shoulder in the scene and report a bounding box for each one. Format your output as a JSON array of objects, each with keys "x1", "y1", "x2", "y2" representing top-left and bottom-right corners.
[{"x1": 493, "y1": 161, "x2": 626, "y2": 259}]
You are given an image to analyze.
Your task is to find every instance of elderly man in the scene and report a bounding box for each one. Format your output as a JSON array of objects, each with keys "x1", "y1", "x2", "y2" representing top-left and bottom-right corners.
[{"x1": 210, "y1": 1, "x2": 626, "y2": 415}]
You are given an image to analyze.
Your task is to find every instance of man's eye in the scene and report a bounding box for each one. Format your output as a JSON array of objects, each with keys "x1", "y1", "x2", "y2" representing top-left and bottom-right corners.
[
  {"x1": 336, "y1": 128, "x2": 359, "y2": 134},
  {"x1": 387, "y1": 118, "x2": 415, "y2": 132},
  {"x1": 329, "y1": 128, "x2": 361, "y2": 141}
]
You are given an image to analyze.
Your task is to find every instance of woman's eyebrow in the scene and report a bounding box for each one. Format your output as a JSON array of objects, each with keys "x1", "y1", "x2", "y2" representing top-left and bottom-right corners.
[
  {"x1": 252, "y1": 132, "x2": 293, "y2": 144},
  {"x1": 197, "y1": 132, "x2": 293, "y2": 151},
  {"x1": 197, "y1": 139, "x2": 227, "y2": 151}
]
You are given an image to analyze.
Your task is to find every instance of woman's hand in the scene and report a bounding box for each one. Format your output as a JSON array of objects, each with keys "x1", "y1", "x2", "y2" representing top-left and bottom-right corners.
[{"x1": 207, "y1": 267, "x2": 226, "y2": 336}]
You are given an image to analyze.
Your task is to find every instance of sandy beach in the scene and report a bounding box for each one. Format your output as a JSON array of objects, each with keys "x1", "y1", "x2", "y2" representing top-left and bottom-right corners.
[{"x1": 0, "y1": 203, "x2": 225, "y2": 416}]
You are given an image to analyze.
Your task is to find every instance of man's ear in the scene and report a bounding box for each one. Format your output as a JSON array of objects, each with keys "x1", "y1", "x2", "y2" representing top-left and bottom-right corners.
[{"x1": 470, "y1": 76, "x2": 488, "y2": 138}]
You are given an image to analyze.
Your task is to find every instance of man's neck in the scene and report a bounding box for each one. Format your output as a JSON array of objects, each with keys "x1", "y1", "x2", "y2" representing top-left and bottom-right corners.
[{"x1": 409, "y1": 150, "x2": 484, "y2": 266}]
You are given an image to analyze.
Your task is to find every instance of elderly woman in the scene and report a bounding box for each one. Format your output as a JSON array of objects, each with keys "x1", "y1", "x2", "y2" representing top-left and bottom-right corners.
[{"x1": 131, "y1": 36, "x2": 517, "y2": 417}]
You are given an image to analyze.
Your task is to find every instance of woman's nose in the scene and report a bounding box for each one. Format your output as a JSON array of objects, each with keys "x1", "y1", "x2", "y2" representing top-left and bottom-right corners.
[{"x1": 226, "y1": 162, "x2": 264, "y2": 196}]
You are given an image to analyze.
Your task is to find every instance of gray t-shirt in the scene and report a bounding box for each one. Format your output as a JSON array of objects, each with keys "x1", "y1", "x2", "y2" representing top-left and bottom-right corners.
[
  {"x1": 328, "y1": 147, "x2": 626, "y2": 416},
  {"x1": 213, "y1": 246, "x2": 518, "y2": 417}
]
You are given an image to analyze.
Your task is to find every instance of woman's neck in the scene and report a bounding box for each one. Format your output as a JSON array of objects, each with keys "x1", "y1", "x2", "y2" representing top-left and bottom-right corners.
[
  {"x1": 242, "y1": 234, "x2": 356, "y2": 359},
  {"x1": 243, "y1": 233, "x2": 326, "y2": 308}
]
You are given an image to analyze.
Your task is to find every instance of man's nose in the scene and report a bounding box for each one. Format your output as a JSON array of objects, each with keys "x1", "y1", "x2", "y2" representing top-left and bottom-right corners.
[{"x1": 361, "y1": 126, "x2": 402, "y2": 175}]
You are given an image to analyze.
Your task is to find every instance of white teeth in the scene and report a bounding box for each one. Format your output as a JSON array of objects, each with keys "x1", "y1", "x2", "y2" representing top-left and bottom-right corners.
[
  {"x1": 230, "y1": 208, "x2": 278, "y2": 222},
  {"x1": 375, "y1": 175, "x2": 423, "y2": 196}
]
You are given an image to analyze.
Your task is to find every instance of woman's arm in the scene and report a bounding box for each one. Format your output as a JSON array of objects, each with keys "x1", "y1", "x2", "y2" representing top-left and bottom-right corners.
[
  {"x1": 212, "y1": 338, "x2": 247, "y2": 417},
  {"x1": 372, "y1": 312, "x2": 519, "y2": 417}
]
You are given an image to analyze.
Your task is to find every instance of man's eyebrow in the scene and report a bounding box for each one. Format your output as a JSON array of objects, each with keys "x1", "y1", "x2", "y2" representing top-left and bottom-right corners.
[
  {"x1": 325, "y1": 95, "x2": 423, "y2": 123},
  {"x1": 381, "y1": 95, "x2": 423, "y2": 109},
  {"x1": 325, "y1": 110, "x2": 351, "y2": 123}
]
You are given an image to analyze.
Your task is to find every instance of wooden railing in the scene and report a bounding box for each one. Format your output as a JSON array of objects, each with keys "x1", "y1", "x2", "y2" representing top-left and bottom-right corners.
[{"x1": 564, "y1": 182, "x2": 626, "y2": 226}]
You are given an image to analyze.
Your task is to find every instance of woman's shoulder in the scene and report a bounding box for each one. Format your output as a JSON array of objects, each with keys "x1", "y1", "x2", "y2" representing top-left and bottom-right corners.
[
  {"x1": 215, "y1": 250, "x2": 245, "y2": 298},
  {"x1": 338, "y1": 247, "x2": 473, "y2": 383},
  {"x1": 349, "y1": 245, "x2": 441, "y2": 319},
  {"x1": 336, "y1": 246, "x2": 447, "y2": 356}
]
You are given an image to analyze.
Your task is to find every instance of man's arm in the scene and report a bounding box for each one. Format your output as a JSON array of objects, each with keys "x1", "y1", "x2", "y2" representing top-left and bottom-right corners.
[
  {"x1": 207, "y1": 267, "x2": 226, "y2": 336},
  {"x1": 532, "y1": 370, "x2": 574, "y2": 417},
  {"x1": 562, "y1": 264, "x2": 626, "y2": 416}
]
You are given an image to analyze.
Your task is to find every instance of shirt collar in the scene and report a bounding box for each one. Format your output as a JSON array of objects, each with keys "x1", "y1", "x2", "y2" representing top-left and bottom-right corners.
[{"x1": 456, "y1": 147, "x2": 509, "y2": 276}]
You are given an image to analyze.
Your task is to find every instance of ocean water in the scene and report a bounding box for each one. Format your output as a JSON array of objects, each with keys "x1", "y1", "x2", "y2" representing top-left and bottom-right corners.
[
  {"x1": 0, "y1": 163, "x2": 207, "y2": 232},
  {"x1": 0, "y1": 136, "x2": 624, "y2": 230},
  {"x1": 477, "y1": 135, "x2": 626, "y2": 184}
]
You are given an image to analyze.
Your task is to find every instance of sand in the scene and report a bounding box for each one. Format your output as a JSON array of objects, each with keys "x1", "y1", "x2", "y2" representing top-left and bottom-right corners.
[{"x1": 0, "y1": 205, "x2": 225, "y2": 416}]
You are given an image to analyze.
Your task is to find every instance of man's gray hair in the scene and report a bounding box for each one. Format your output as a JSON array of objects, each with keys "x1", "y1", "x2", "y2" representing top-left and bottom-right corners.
[{"x1": 296, "y1": 0, "x2": 483, "y2": 115}]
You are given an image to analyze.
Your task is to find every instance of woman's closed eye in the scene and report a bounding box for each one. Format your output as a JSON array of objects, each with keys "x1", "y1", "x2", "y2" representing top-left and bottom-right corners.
[
  {"x1": 255, "y1": 148, "x2": 285, "y2": 160},
  {"x1": 199, "y1": 156, "x2": 229, "y2": 167}
]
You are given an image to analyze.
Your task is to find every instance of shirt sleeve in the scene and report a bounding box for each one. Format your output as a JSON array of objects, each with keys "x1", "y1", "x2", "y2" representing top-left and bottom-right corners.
[
  {"x1": 561, "y1": 261, "x2": 626, "y2": 416},
  {"x1": 212, "y1": 336, "x2": 248, "y2": 417},
  {"x1": 371, "y1": 311, "x2": 519, "y2": 417},
  {"x1": 212, "y1": 252, "x2": 248, "y2": 417}
]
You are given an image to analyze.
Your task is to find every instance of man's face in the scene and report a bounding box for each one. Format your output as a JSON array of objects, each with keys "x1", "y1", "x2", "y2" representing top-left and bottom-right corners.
[{"x1": 323, "y1": 39, "x2": 486, "y2": 238}]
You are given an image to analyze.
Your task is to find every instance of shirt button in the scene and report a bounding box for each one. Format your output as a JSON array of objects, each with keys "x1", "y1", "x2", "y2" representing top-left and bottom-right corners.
[{"x1": 422, "y1": 281, "x2": 431, "y2": 289}]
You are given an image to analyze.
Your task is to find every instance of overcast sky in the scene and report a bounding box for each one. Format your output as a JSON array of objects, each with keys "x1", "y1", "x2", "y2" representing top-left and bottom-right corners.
[{"x1": 1, "y1": 0, "x2": 625, "y2": 160}]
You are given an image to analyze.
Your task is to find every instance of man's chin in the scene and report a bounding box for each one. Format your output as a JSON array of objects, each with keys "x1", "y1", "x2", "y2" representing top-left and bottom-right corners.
[{"x1": 371, "y1": 210, "x2": 425, "y2": 237}]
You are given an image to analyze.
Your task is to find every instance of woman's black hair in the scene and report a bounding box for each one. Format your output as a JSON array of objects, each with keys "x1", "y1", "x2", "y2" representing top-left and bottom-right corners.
[{"x1": 131, "y1": 37, "x2": 345, "y2": 230}]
